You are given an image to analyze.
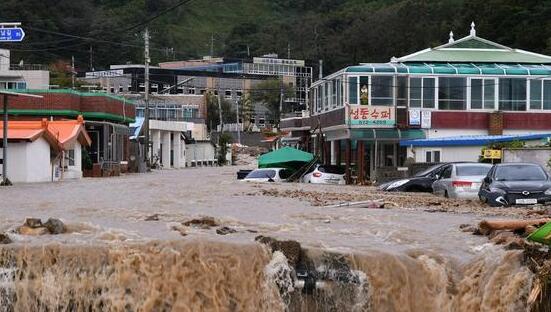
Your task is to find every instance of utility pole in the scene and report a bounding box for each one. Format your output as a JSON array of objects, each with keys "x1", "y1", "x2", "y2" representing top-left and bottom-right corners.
[
  {"x1": 210, "y1": 34, "x2": 214, "y2": 57},
  {"x1": 287, "y1": 43, "x2": 291, "y2": 59},
  {"x1": 71, "y1": 55, "x2": 75, "y2": 89},
  {"x1": 1, "y1": 91, "x2": 42, "y2": 186},
  {"x1": 89, "y1": 45, "x2": 94, "y2": 71},
  {"x1": 217, "y1": 79, "x2": 223, "y2": 132},
  {"x1": 279, "y1": 78, "x2": 284, "y2": 128},
  {"x1": 143, "y1": 28, "x2": 151, "y2": 166},
  {"x1": 2, "y1": 95, "x2": 9, "y2": 185},
  {"x1": 235, "y1": 92, "x2": 241, "y2": 145}
]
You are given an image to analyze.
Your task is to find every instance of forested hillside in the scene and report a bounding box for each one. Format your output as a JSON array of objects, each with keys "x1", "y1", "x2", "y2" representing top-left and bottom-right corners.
[{"x1": 1, "y1": 0, "x2": 551, "y2": 73}]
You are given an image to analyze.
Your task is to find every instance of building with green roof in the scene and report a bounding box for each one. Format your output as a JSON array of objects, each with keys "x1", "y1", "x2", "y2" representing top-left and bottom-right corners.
[{"x1": 281, "y1": 23, "x2": 551, "y2": 183}]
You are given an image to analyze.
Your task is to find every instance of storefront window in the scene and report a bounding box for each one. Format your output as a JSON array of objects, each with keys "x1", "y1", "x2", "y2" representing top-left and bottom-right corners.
[
  {"x1": 410, "y1": 77, "x2": 435, "y2": 108},
  {"x1": 348, "y1": 77, "x2": 358, "y2": 104},
  {"x1": 371, "y1": 76, "x2": 393, "y2": 106},
  {"x1": 499, "y1": 78, "x2": 527, "y2": 111},
  {"x1": 438, "y1": 77, "x2": 466, "y2": 110},
  {"x1": 360, "y1": 76, "x2": 369, "y2": 105}
]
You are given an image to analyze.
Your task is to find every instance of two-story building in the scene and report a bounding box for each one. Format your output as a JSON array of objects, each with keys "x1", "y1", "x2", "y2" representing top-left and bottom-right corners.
[{"x1": 281, "y1": 24, "x2": 551, "y2": 183}]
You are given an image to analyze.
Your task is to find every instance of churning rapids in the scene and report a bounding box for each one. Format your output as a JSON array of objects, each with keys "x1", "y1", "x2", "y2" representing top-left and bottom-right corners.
[{"x1": 0, "y1": 167, "x2": 545, "y2": 311}]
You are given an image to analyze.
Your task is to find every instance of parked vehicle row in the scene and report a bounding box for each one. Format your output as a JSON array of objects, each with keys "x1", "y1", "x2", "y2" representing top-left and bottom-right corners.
[
  {"x1": 382, "y1": 162, "x2": 551, "y2": 207},
  {"x1": 242, "y1": 164, "x2": 346, "y2": 185}
]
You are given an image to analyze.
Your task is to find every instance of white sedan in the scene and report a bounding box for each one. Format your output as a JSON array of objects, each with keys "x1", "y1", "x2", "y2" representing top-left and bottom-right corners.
[
  {"x1": 242, "y1": 168, "x2": 291, "y2": 183},
  {"x1": 302, "y1": 164, "x2": 346, "y2": 185}
]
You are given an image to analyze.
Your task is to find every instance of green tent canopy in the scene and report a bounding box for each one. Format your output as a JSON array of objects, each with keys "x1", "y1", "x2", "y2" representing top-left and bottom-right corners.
[{"x1": 257, "y1": 147, "x2": 314, "y2": 170}]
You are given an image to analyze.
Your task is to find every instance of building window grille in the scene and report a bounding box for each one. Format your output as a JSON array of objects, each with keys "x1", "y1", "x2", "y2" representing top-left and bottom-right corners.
[
  {"x1": 371, "y1": 76, "x2": 394, "y2": 106},
  {"x1": 471, "y1": 78, "x2": 495, "y2": 110},
  {"x1": 410, "y1": 77, "x2": 435, "y2": 108},
  {"x1": 348, "y1": 77, "x2": 358, "y2": 104},
  {"x1": 360, "y1": 76, "x2": 369, "y2": 105},
  {"x1": 530, "y1": 80, "x2": 551, "y2": 110},
  {"x1": 438, "y1": 77, "x2": 466, "y2": 110},
  {"x1": 396, "y1": 77, "x2": 408, "y2": 107},
  {"x1": 425, "y1": 150, "x2": 441, "y2": 163},
  {"x1": 499, "y1": 78, "x2": 527, "y2": 111}
]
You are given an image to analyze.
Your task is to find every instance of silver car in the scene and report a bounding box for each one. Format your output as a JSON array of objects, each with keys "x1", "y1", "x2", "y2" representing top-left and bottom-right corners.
[{"x1": 432, "y1": 163, "x2": 492, "y2": 199}]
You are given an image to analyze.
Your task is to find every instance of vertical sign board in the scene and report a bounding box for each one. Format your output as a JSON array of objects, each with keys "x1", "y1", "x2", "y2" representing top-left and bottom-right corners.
[
  {"x1": 347, "y1": 105, "x2": 395, "y2": 127},
  {"x1": 409, "y1": 109, "x2": 421, "y2": 126},
  {"x1": 421, "y1": 111, "x2": 432, "y2": 129}
]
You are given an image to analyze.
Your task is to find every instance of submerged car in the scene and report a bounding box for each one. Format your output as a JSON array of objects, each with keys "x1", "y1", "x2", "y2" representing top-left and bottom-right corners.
[
  {"x1": 302, "y1": 164, "x2": 346, "y2": 185},
  {"x1": 379, "y1": 163, "x2": 447, "y2": 192},
  {"x1": 242, "y1": 168, "x2": 292, "y2": 183},
  {"x1": 479, "y1": 163, "x2": 551, "y2": 207},
  {"x1": 432, "y1": 163, "x2": 492, "y2": 199}
]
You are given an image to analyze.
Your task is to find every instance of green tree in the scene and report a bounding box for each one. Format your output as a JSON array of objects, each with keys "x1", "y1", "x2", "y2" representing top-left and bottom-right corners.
[
  {"x1": 250, "y1": 79, "x2": 294, "y2": 126},
  {"x1": 206, "y1": 92, "x2": 236, "y2": 132}
]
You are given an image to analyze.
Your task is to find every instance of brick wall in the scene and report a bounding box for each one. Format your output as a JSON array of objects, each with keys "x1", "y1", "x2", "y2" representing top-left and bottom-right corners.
[
  {"x1": 4, "y1": 92, "x2": 135, "y2": 121},
  {"x1": 488, "y1": 112, "x2": 504, "y2": 135}
]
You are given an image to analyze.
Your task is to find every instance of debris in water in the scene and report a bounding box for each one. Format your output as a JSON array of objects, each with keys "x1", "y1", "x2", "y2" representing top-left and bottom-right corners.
[
  {"x1": 171, "y1": 225, "x2": 187, "y2": 237},
  {"x1": 144, "y1": 214, "x2": 160, "y2": 221},
  {"x1": 16, "y1": 218, "x2": 66, "y2": 236},
  {"x1": 323, "y1": 200, "x2": 385, "y2": 209},
  {"x1": 255, "y1": 235, "x2": 302, "y2": 267},
  {"x1": 24, "y1": 218, "x2": 43, "y2": 228},
  {"x1": 44, "y1": 218, "x2": 66, "y2": 234},
  {"x1": 17, "y1": 226, "x2": 49, "y2": 236},
  {"x1": 183, "y1": 217, "x2": 218, "y2": 229},
  {"x1": 478, "y1": 218, "x2": 551, "y2": 235},
  {"x1": 459, "y1": 223, "x2": 477, "y2": 233},
  {"x1": 489, "y1": 231, "x2": 525, "y2": 249},
  {"x1": 216, "y1": 226, "x2": 237, "y2": 235},
  {"x1": 0, "y1": 233, "x2": 11, "y2": 244}
]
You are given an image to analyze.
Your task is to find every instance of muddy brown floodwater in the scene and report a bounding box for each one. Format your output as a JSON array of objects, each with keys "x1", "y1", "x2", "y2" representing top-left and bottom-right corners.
[{"x1": 0, "y1": 166, "x2": 546, "y2": 311}]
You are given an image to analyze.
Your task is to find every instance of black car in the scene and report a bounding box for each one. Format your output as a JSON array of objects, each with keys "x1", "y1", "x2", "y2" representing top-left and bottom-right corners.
[
  {"x1": 379, "y1": 163, "x2": 447, "y2": 192},
  {"x1": 478, "y1": 163, "x2": 551, "y2": 207}
]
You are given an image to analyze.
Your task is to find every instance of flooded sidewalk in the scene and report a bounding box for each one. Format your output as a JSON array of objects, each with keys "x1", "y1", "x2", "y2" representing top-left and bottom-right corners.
[{"x1": 0, "y1": 167, "x2": 545, "y2": 311}]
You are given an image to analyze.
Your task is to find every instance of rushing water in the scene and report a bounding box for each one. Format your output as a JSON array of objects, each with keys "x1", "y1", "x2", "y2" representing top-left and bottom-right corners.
[
  {"x1": 0, "y1": 240, "x2": 536, "y2": 311},
  {"x1": 0, "y1": 167, "x2": 542, "y2": 311}
]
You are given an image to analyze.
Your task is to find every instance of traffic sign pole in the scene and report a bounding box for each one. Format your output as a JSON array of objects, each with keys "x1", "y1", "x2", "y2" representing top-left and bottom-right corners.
[{"x1": 0, "y1": 22, "x2": 25, "y2": 185}]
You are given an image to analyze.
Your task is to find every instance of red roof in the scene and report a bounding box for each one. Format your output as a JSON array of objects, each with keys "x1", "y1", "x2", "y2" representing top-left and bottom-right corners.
[{"x1": 0, "y1": 116, "x2": 91, "y2": 150}]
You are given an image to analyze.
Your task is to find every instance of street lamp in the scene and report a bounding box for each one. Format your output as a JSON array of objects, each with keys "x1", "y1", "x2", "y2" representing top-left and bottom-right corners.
[{"x1": 1, "y1": 90, "x2": 43, "y2": 186}]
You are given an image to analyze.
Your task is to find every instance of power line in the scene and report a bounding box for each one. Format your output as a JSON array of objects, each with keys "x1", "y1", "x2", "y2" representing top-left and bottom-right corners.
[{"x1": 123, "y1": 0, "x2": 196, "y2": 32}]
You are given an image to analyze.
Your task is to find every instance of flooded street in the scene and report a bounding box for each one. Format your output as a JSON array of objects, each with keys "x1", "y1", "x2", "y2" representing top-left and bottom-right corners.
[
  {"x1": 0, "y1": 166, "x2": 490, "y2": 259},
  {"x1": 0, "y1": 167, "x2": 542, "y2": 311}
]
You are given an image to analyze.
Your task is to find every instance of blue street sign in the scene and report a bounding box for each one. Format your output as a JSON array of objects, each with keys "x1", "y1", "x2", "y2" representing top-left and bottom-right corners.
[{"x1": 0, "y1": 27, "x2": 25, "y2": 42}]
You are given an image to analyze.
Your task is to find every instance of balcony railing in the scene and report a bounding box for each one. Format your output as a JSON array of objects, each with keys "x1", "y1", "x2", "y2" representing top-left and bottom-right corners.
[{"x1": 9, "y1": 64, "x2": 48, "y2": 71}]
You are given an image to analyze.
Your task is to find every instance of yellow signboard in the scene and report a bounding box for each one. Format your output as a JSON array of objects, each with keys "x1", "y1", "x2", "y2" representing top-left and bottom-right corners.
[{"x1": 483, "y1": 149, "x2": 502, "y2": 159}]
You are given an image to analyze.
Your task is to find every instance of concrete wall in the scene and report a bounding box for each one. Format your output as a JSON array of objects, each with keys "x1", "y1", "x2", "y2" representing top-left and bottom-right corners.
[
  {"x1": 62, "y1": 142, "x2": 83, "y2": 180},
  {"x1": 185, "y1": 142, "x2": 216, "y2": 167},
  {"x1": 408, "y1": 146, "x2": 483, "y2": 163},
  {"x1": 19, "y1": 70, "x2": 50, "y2": 89},
  {"x1": 0, "y1": 138, "x2": 52, "y2": 183},
  {"x1": 503, "y1": 148, "x2": 551, "y2": 172}
]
